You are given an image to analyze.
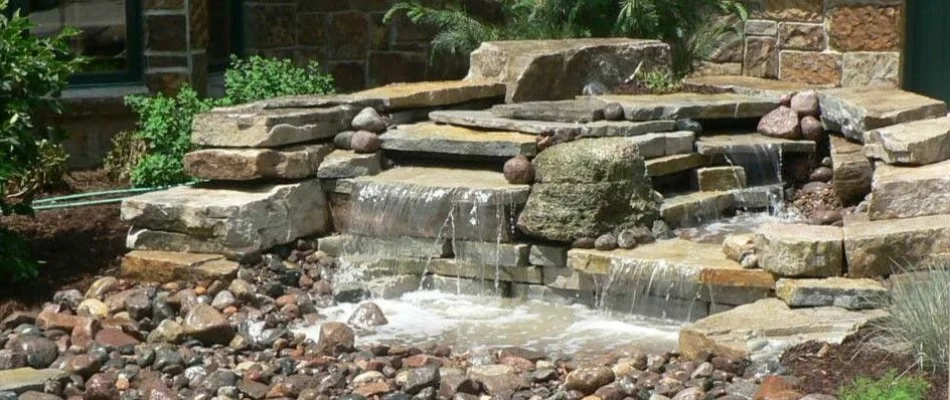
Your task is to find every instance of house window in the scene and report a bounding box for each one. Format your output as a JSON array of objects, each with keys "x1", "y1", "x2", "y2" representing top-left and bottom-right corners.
[
  {"x1": 7, "y1": 0, "x2": 142, "y2": 85},
  {"x1": 209, "y1": 0, "x2": 243, "y2": 72}
]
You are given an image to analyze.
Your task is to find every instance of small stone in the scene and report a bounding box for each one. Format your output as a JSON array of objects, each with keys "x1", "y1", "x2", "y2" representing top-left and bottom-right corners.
[
  {"x1": 800, "y1": 116, "x2": 823, "y2": 142},
  {"x1": 572, "y1": 238, "x2": 596, "y2": 249},
  {"x1": 85, "y1": 277, "x2": 117, "y2": 299},
  {"x1": 8, "y1": 336, "x2": 58, "y2": 368},
  {"x1": 594, "y1": 234, "x2": 618, "y2": 251},
  {"x1": 740, "y1": 253, "x2": 759, "y2": 269},
  {"x1": 790, "y1": 90, "x2": 820, "y2": 117},
  {"x1": 316, "y1": 322, "x2": 355, "y2": 355},
  {"x1": 603, "y1": 103, "x2": 624, "y2": 121},
  {"x1": 675, "y1": 119, "x2": 703, "y2": 134},
  {"x1": 211, "y1": 290, "x2": 237, "y2": 310},
  {"x1": 671, "y1": 387, "x2": 704, "y2": 400},
  {"x1": 84, "y1": 373, "x2": 118, "y2": 400},
  {"x1": 503, "y1": 155, "x2": 534, "y2": 185},
  {"x1": 77, "y1": 299, "x2": 109, "y2": 318},
  {"x1": 334, "y1": 131, "x2": 355, "y2": 149},
  {"x1": 809, "y1": 167, "x2": 833, "y2": 183},
  {"x1": 347, "y1": 302, "x2": 388, "y2": 329},
  {"x1": 616, "y1": 230, "x2": 638, "y2": 249},
  {"x1": 779, "y1": 93, "x2": 794, "y2": 107},
  {"x1": 821, "y1": 157, "x2": 832, "y2": 167},
  {"x1": 652, "y1": 220, "x2": 674, "y2": 240},
  {"x1": 404, "y1": 366, "x2": 440, "y2": 395},
  {"x1": 182, "y1": 304, "x2": 234, "y2": 345},
  {"x1": 758, "y1": 107, "x2": 801, "y2": 140},
  {"x1": 148, "y1": 320, "x2": 184, "y2": 343},
  {"x1": 564, "y1": 367, "x2": 615, "y2": 395},
  {"x1": 352, "y1": 107, "x2": 388, "y2": 133},
  {"x1": 351, "y1": 131, "x2": 382, "y2": 153},
  {"x1": 95, "y1": 328, "x2": 140, "y2": 348}
]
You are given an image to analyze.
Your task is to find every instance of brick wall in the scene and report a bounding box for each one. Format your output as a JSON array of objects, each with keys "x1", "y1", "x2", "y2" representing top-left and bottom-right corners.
[
  {"x1": 242, "y1": 0, "x2": 467, "y2": 93},
  {"x1": 699, "y1": 0, "x2": 903, "y2": 87}
]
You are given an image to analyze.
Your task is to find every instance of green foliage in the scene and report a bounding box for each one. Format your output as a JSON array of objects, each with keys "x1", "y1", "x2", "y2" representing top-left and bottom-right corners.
[
  {"x1": 5, "y1": 139, "x2": 69, "y2": 197},
  {"x1": 385, "y1": 0, "x2": 747, "y2": 76},
  {"x1": 123, "y1": 86, "x2": 214, "y2": 187},
  {"x1": 638, "y1": 69, "x2": 682, "y2": 94},
  {"x1": 838, "y1": 371, "x2": 929, "y2": 400},
  {"x1": 114, "y1": 55, "x2": 337, "y2": 187},
  {"x1": 222, "y1": 55, "x2": 335, "y2": 105},
  {"x1": 876, "y1": 261, "x2": 950, "y2": 373},
  {"x1": 0, "y1": 228, "x2": 38, "y2": 282}
]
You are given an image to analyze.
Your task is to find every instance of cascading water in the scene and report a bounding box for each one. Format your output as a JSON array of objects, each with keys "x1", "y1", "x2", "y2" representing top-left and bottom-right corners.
[{"x1": 593, "y1": 258, "x2": 706, "y2": 322}]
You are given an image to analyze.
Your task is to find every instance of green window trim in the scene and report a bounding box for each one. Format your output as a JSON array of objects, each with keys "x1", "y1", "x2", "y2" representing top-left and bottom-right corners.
[{"x1": 5, "y1": 0, "x2": 144, "y2": 87}]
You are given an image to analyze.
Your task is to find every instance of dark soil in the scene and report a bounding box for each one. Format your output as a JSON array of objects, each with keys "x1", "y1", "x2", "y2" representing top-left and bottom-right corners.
[
  {"x1": 782, "y1": 328, "x2": 949, "y2": 400},
  {"x1": 0, "y1": 169, "x2": 129, "y2": 319}
]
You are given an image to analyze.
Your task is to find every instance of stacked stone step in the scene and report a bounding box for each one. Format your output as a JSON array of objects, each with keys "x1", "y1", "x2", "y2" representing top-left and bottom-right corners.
[{"x1": 119, "y1": 80, "x2": 508, "y2": 261}]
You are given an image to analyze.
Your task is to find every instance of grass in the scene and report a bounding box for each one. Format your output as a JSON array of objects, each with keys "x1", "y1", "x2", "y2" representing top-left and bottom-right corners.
[{"x1": 838, "y1": 370, "x2": 929, "y2": 400}]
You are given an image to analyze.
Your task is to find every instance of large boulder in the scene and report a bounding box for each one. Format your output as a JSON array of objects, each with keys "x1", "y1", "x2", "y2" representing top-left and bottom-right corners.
[
  {"x1": 868, "y1": 160, "x2": 950, "y2": 220},
  {"x1": 755, "y1": 223, "x2": 844, "y2": 278},
  {"x1": 467, "y1": 38, "x2": 671, "y2": 103},
  {"x1": 818, "y1": 87, "x2": 946, "y2": 142},
  {"x1": 517, "y1": 138, "x2": 660, "y2": 242},
  {"x1": 183, "y1": 143, "x2": 333, "y2": 181},
  {"x1": 844, "y1": 213, "x2": 950, "y2": 277},
  {"x1": 192, "y1": 103, "x2": 355, "y2": 148},
  {"x1": 121, "y1": 180, "x2": 328, "y2": 258}
]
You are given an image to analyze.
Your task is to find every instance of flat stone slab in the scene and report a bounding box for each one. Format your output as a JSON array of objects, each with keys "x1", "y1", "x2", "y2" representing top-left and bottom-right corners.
[
  {"x1": 490, "y1": 99, "x2": 608, "y2": 122},
  {"x1": 568, "y1": 239, "x2": 775, "y2": 306},
  {"x1": 868, "y1": 160, "x2": 950, "y2": 220},
  {"x1": 120, "y1": 250, "x2": 239, "y2": 282},
  {"x1": 755, "y1": 223, "x2": 845, "y2": 278},
  {"x1": 317, "y1": 234, "x2": 452, "y2": 260},
  {"x1": 337, "y1": 256, "x2": 543, "y2": 285},
  {"x1": 121, "y1": 180, "x2": 328, "y2": 257},
  {"x1": 729, "y1": 184, "x2": 783, "y2": 210},
  {"x1": 0, "y1": 368, "x2": 69, "y2": 394},
  {"x1": 454, "y1": 240, "x2": 530, "y2": 268},
  {"x1": 382, "y1": 122, "x2": 537, "y2": 158},
  {"x1": 428, "y1": 110, "x2": 675, "y2": 139},
  {"x1": 844, "y1": 213, "x2": 950, "y2": 277},
  {"x1": 830, "y1": 135, "x2": 872, "y2": 204},
  {"x1": 266, "y1": 80, "x2": 507, "y2": 111},
  {"x1": 679, "y1": 298, "x2": 887, "y2": 361},
  {"x1": 184, "y1": 143, "x2": 333, "y2": 181},
  {"x1": 468, "y1": 38, "x2": 670, "y2": 103},
  {"x1": 661, "y1": 191, "x2": 735, "y2": 228},
  {"x1": 589, "y1": 93, "x2": 778, "y2": 121},
  {"x1": 696, "y1": 133, "x2": 817, "y2": 155},
  {"x1": 683, "y1": 75, "x2": 832, "y2": 100},
  {"x1": 819, "y1": 87, "x2": 947, "y2": 142},
  {"x1": 864, "y1": 116, "x2": 950, "y2": 165},
  {"x1": 192, "y1": 104, "x2": 354, "y2": 148},
  {"x1": 316, "y1": 150, "x2": 382, "y2": 179},
  {"x1": 776, "y1": 277, "x2": 889, "y2": 310},
  {"x1": 697, "y1": 166, "x2": 747, "y2": 191},
  {"x1": 345, "y1": 167, "x2": 530, "y2": 242},
  {"x1": 646, "y1": 153, "x2": 707, "y2": 177}
]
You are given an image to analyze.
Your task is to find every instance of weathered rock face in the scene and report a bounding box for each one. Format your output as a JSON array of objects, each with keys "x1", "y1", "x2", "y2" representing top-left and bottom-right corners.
[
  {"x1": 863, "y1": 116, "x2": 950, "y2": 166},
  {"x1": 428, "y1": 109, "x2": 675, "y2": 139},
  {"x1": 697, "y1": 166, "x2": 746, "y2": 191},
  {"x1": 593, "y1": 93, "x2": 778, "y2": 121},
  {"x1": 829, "y1": 135, "x2": 872, "y2": 205},
  {"x1": 844, "y1": 213, "x2": 950, "y2": 277},
  {"x1": 121, "y1": 180, "x2": 328, "y2": 258},
  {"x1": 868, "y1": 160, "x2": 950, "y2": 220},
  {"x1": 517, "y1": 138, "x2": 660, "y2": 242},
  {"x1": 192, "y1": 103, "x2": 355, "y2": 148},
  {"x1": 316, "y1": 150, "x2": 381, "y2": 179},
  {"x1": 755, "y1": 223, "x2": 844, "y2": 278},
  {"x1": 757, "y1": 106, "x2": 801, "y2": 140},
  {"x1": 182, "y1": 304, "x2": 234, "y2": 344},
  {"x1": 467, "y1": 38, "x2": 671, "y2": 103},
  {"x1": 775, "y1": 278, "x2": 888, "y2": 310},
  {"x1": 381, "y1": 122, "x2": 537, "y2": 159},
  {"x1": 184, "y1": 143, "x2": 333, "y2": 181},
  {"x1": 818, "y1": 88, "x2": 947, "y2": 142}
]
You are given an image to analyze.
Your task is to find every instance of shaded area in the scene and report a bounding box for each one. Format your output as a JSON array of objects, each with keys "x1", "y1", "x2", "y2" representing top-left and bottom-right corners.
[
  {"x1": 782, "y1": 328, "x2": 949, "y2": 400},
  {"x1": 0, "y1": 170, "x2": 128, "y2": 319}
]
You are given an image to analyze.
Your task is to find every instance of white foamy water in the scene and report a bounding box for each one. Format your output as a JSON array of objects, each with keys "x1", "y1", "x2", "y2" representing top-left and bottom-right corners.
[
  {"x1": 676, "y1": 210, "x2": 804, "y2": 244},
  {"x1": 297, "y1": 290, "x2": 680, "y2": 358}
]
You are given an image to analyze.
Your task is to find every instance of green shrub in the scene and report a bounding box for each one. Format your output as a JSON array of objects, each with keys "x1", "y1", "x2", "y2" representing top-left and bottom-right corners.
[
  {"x1": 876, "y1": 262, "x2": 950, "y2": 373},
  {"x1": 385, "y1": 0, "x2": 746, "y2": 76},
  {"x1": 114, "y1": 55, "x2": 336, "y2": 187},
  {"x1": 838, "y1": 371, "x2": 929, "y2": 400},
  {"x1": 223, "y1": 55, "x2": 335, "y2": 105}
]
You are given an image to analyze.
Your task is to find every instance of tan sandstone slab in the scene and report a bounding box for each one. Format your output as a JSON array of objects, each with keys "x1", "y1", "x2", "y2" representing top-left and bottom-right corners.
[
  {"x1": 589, "y1": 93, "x2": 779, "y2": 121},
  {"x1": 268, "y1": 80, "x2": 507, "y2": 111},
  {"x1": 317, "y1": 150, "x2": 382, "y2": 179},
  {"x1": 818, "y1": 87, "x2": 947, "y2": 142},
  {"x1": 646, "y1": 153, "x2": 707, "y2": 177},
  {"x1": 775, "y1": 277, "x2": 889, "y2": 310},
  {"x1": 868, "y1": 160, "x2": 950, "y2": 220},
  {"x1": 755, "y1": 223, "x2": 845, "y2": 278},
  {"x1": 683, "y1": 75, "x2": 831, "y2": 100},
  {"x1": 381, "y1": 122, "x2": 537, "y2": 158},
  {"x1": 697, "y1": 166, "x2": 747, "y2": 191},
  {"x1": 863, "y1": 116, "x2": 950, "y2": 165},
  {"x1": 192, "y1": 103, "x2": 355, "y2": 148},
  {"x1": 0, "y1": 368, "x2": 69, "y2": 394},
  {"x1": 679, "y1": 298, "x2": 887, "y2": 360},
  {"x1": 121, "y1": 250, "x2": 239, "y2": 282},
  {"x1": 467, "y1": 38, "x2": 671, "y2": 103},
  {"x1": 661, "y1": 191, "x2": 735, "y2": 228},
  {"x1": 696, "y1": 132, "x2": 817, "y2": 155},
  {"x1": 428, "y1": 110, "x2": 675, "y2": 138},
  {"x1": 184, "y1": 143, "x2": 333, "y2": 180},
  {"x1": 829, "y1": 135, "x2": 872, "y2": 204},
  {"x1": 121, "y1": 180, "x2": 328, "y2": 258},
  {"x1": 844, "y1": 213, "x2": 950, "y2": 277}
]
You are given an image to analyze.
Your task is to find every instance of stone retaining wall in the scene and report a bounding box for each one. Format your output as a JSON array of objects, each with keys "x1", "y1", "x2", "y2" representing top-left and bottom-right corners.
[{"x1": 701, "y1": 0, "x2": 903, "y2": 88}]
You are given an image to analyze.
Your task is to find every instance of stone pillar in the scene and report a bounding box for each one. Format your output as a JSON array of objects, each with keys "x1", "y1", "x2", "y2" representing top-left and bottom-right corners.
[{"x1": 143, "y1": 0, "x2": 210, "y2": 96}]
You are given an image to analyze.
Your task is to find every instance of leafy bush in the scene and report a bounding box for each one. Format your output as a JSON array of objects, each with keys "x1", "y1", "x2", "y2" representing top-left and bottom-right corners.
[
  {"x1": 112, "y1": 56, "x2": 336, "y2": 187},
  {"x1": 223, "y1": 55, "x2": 335, "y2": 105},
  {"x1": 876, "y1": 262, "x2": 950, "y2": 373},
  {"x1": 1, "y1": 0, "x2": 83, "y2": 281},
  {"x1": 838, "y1": 371, "x2": 929, "y2": 400},
  {"x1": 385, "y1": 0, "x2": 746, "y2": 76}
]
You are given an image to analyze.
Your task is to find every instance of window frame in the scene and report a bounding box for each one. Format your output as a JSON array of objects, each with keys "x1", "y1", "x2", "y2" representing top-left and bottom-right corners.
[
  {"x1": 5, "y1": 0, "x2": 144, "y2": 87},
  {"x1": 208, "y1": 0, "x2": 244, "y2": 73}
]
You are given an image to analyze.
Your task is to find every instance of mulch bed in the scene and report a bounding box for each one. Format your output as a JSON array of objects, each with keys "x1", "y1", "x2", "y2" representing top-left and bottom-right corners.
[
  {"x1": 0, "y1": 169, "x2": 129, "y2": 319},
  {"x1": 782, "y1": 328, "x2": 949, "y2": 400}
]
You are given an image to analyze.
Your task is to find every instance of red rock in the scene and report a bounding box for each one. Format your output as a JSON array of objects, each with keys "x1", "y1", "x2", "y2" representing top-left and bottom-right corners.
[
  {"x1": 500, "y1": 356, "x2": 535, "y2": 371},
  {"x1": 95, "y1": 327, "x2": 140, "y2": 348},
  {"x1": 404, "y1": 354, "x2": 444, "y2": 368},
  {"x1": 353, "y1": 381, "x2": 395, "y2": 397},
  {"x1": 755, "y1": 376, "x2": 801, "y2": 400},
  {"x1": 758, "y1": 106, "x2": 802, "y2": 140},
  {"x1": 1, "y1": 311, "x2": 37, "y2": 330},
  {"x1": 36, "y1": 310, "x2": 84, "y2": 331},
  {"x1": 276, "y1": 294, "x2": 298, "y2": 307},
  {"x1": 504, "y1": 155, "x2": 535, "y2": 184},
  {"x1": 65, "y1": 354, "x2": 102, "y2": 377}
]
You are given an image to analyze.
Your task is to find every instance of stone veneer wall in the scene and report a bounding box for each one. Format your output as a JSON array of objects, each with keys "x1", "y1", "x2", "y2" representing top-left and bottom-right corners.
[
  {"x1": 699, "y1": 0, "x2": 903, "y2": 87},
  {"x1": 242, "y1": 0, "x2": 467, "y2": 93}
]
